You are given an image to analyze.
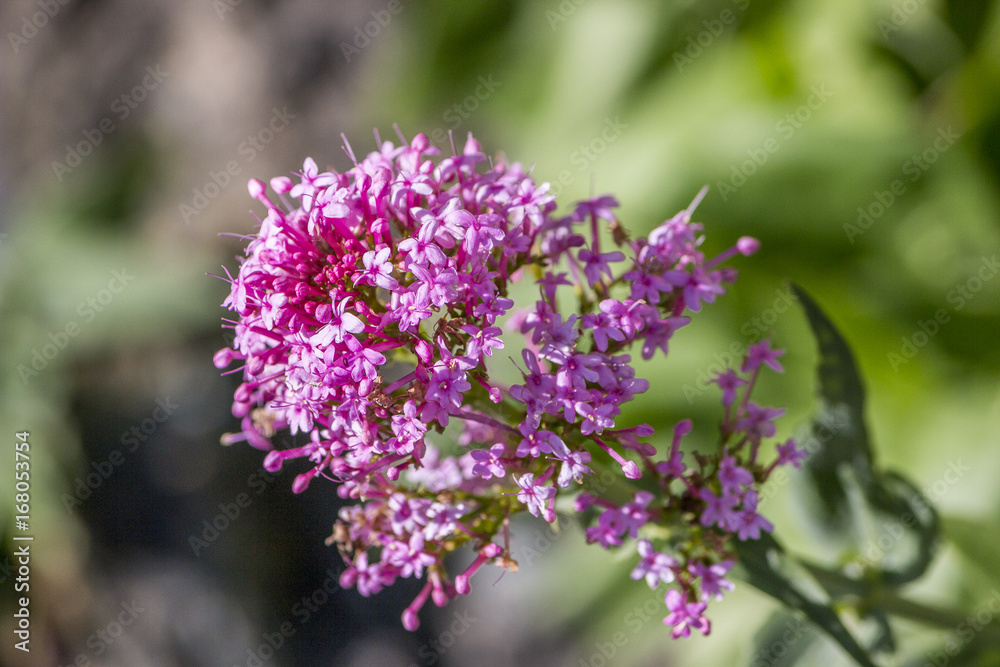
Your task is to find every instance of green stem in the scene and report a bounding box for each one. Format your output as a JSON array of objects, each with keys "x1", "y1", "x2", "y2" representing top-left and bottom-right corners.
[{"x1": 867, "y1": 588, "x2": 1000, "y2": 640}]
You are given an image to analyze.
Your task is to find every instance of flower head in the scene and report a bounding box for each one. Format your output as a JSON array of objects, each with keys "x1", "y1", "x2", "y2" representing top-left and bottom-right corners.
[{"x1": 216, "y1": 130, "x2": 776, "y2": 636}]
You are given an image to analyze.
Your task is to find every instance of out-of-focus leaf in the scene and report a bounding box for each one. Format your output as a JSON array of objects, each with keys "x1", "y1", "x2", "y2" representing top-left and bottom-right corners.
[
  {"x1": 914, "y1": 640, "x2": 1000, "y2": 667},
  {"x1": 863, "y1": 471, "x2": 939, "y2": 587},
  {"x1": 866, "y1": 608, "x2": 895, "y2": 655},
  {"x1": 747, "y1": 611, "x2": 817, "y2": 667},
  {"x1": 942, "y1": 515, "x2": 1000, "y2": 583},
  {"x1": 792, "y1": 284, "x2": 875, "y2": 536},
  {"x1": 792, "y1": 285, "x2": 940, "y2": 588},
  {"x1": 942, "y1": 0, "x2": 997, "y2": 50},
  {"x1": 734, "y1": 533, "x2": 877, "y2": 667}
]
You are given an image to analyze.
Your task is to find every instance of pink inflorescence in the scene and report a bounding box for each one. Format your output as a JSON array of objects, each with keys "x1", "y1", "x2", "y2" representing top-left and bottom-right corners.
[{"x1": 216, "y1": 129, "x2": 800, "y2": 634}]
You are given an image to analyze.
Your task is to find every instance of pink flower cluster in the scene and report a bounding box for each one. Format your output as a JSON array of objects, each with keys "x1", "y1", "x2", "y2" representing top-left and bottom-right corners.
[{"x1": 216, "y1": 130, "x2": 803, "y2": 636}]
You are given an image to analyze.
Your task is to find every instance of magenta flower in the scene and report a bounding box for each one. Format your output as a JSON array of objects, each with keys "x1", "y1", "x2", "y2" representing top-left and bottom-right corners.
[
  {"x1": 575, "y1": 401, "x2": 616, "y2": 435},
  {"x1": 354, "y1": 246, "x2": 400, "y2": 290},
  {"x1": 539, "y1": 313, "x2": 580, "y2": 362},
  {"x1": 311, "y1": 298, "x2": 365, "y2": 346},
  {"x1": 389, "y1": 400, "x2": 426, "y2": 455},
  {"x1": 385, "y1": 533, "x2": 436, "y2": 578},
  {"x1": 515, "y1": 473, "x2": 556, "y2": 518},
  {"x1": 656, "y1": 449, "x2": 686, "y2": 478},
  {"x1": 625, "y1": 268, "x2": 672, "y2": 303},
  {"x1": 585, "y1": 510, "x2": 625, "y2": 548},
  {"x1": 713, "y1": 369, "x2": 746, "y2": 406},
  {"x1": 393, "y1": 287, "x2": 433, "y2": 333},
  {"x1": 776, "y1": 438, "x2": 807, "y2": 468},
  {"x1": 699, "y1": 488, "x2": 740, "y2": 531},
  {"x1": 578, "y1": 248, "x2": 625, "y2": 286},
  {"x1": 470, "y1": 443, "x2": 507, "y2": 480},
  {"x1": 581, "y1": 308, "x2": 626, "y2": 352},
  {"x1": 387, "y1": 493, "x2": 431, "y2": 536},
  {"x1": 742, "y1": 340, "x2": 785, "y2": 374},
  {"x1": 398, "y1": 220, "x2": 446, "y2": 267},
  {"x1": 537, "y1": 272, "x2": 571, "y2": 302},
  {"x1": 632, "y1": 539, "x2": 678, "y2": 588},
  {"x1": 426, "y1": 362, "x2": 472, "y2": 409},
  {"x1": 735, "y1": 403, "x2": 786, "y2": 440},
  {"x1": 619, "y1": 491, "x2": 655, "y2": 539},
  {"x1": 462, "y1": 324, "x2": 505, "y2": 360},
  {"x1": 571, "y1": 195, "x2": 619, "y2": 223},
  {"x1": 353, "y1": 552, "x2": 393, "y2": 597},
  {"x1": 734, "y1": 490, "x2": 774, "y2": 541},
  {"x1": 718, "y1": 453, "x2": 754, "y2": 493},
  {"x1": 640, "y1": 316, "x2": 690, "y2": 360},
  {"x1": 555, "y1": 448, "x2": 593, "y2": 488},
  {"x1": 689, "y1": 559, "x2": 735, "y2": 602}
]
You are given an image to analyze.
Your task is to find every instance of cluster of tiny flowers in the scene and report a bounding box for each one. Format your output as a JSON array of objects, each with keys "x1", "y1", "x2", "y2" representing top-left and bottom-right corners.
[{"x1": 216, "y1": 129, "x2": 804, "y2": 635}]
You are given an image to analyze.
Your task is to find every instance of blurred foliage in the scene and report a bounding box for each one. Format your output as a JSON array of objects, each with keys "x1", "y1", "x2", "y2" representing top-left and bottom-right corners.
[{"x1": 2, "y1": 0, "x2": 1000, "y2": 665}]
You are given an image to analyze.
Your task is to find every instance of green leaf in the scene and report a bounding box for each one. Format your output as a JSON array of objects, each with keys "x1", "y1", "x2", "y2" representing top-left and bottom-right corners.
[
  {"x1": 748, "y1": 611, "x2": 817, "y2": 667},
  {"x1": 863, "y1": 471, "x2": 939, "y2": 587},
  {"x1": 734, "y1": 533, "x2": 877, "y2": 667},
  {"x1": 750, "y1": 286, "x2": 950, "y2": 662},
  {"x1": 791, "y1": 286, "x2": 870, "y2": 443}
]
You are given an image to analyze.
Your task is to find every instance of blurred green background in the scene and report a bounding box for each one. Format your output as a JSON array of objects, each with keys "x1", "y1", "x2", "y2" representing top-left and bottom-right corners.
[{"x1": 1, "y1": 0, "x2": 999, "y2": 665}]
